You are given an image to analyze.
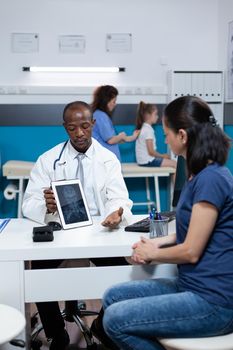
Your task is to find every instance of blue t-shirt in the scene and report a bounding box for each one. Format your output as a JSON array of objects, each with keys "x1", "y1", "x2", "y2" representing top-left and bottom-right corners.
[
  {"x1": 176, "y1": 163, "x2": 233, "y2": 308},
  {"x1": 92, "y1": 109, "x2": 121, "y2": 161}
]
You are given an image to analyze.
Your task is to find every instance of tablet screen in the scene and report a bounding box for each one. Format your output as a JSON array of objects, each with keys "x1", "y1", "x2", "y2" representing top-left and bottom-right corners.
[{"x1": 51, "y1": 179, "x2": 92, "y2": 229}]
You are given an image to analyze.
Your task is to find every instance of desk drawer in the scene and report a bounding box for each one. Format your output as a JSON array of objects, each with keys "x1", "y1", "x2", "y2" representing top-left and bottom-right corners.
[{"x1": 24, "y1": 264, "x2": 177, "y2": 302}]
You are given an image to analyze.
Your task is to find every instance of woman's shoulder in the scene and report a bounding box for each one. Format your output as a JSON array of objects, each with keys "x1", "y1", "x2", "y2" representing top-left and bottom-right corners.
[
  {"x1": 203, "y1": 163, "x2": 231, "y2": 176},
  {"x1": 189, "y1": 164, "x2": 233, "y2": 209},
  {"x1": 93, "y1": 109, "x2": 109, "y2": 120},
  {"x1": 196, "y1": 163, "x2": 233, "y2": 188}
]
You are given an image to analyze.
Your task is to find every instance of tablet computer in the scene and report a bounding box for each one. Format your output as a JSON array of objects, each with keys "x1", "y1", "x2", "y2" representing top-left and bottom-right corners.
[{"x1": 51, "y1": 179, "x2": 92, "y2": 230}]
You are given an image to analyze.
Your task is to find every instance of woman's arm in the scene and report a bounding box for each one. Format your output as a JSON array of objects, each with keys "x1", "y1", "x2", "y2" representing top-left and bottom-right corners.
[
  {"x1": 107, "y1": 132, "x2": 127, "y2": 144},
  {"x1": 124, "y1": 129, "x2": 140, "y2": 142},
  {"x1": 146, "y1": 139, "x2": 170, "y2": 159},
  {"x1": 132, "y1": 202, "x2": 218, "y2": 264},
  {"x1": 108, "y1": 130, "x2": 140, "y2": 144}
]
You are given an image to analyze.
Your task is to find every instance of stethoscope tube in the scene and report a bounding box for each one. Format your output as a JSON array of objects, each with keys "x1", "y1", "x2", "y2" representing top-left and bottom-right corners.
[{"x1": 53, "y1": 140, "x2": 68, "y2": 170}]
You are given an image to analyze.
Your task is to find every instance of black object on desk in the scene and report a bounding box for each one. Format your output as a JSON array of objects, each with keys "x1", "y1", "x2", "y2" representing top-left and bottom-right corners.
[
  {"x1": 125, "y1": 211, "x2": 176, "y2": 233},
  {"x1": 33, "y1": 225, "x2": 54, "y2": 242},
  {"x1": 47, "y1": 221, "x2": 62, "y2": 231}
]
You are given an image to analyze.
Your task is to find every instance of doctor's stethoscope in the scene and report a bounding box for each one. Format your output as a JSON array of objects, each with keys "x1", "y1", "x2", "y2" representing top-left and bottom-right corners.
[{"x1": 53, "y1": 140, "x2": 68, "y2": 171}]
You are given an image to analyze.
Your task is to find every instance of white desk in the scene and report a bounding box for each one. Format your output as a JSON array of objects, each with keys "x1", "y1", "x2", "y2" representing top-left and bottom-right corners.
[
  {"x1": 121, "y1": 163, "x2": 175, "y2": 212},
  {"x1": 0, "y1": 216, "x2": 176, "y2": 349}
]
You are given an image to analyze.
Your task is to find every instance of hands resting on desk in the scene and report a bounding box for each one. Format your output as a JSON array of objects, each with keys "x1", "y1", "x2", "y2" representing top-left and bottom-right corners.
[
  {"x1": 44, "y1": 187, "x2": 124, "y2": 229},
  {"x1": 131, "y1": 233, "x2": 176, "y2": 264}
]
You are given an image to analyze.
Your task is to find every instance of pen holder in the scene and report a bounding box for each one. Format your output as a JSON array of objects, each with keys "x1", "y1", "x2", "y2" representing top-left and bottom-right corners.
[{"x1": 149, "y1": 217, "x2": 169, "y2": 238}]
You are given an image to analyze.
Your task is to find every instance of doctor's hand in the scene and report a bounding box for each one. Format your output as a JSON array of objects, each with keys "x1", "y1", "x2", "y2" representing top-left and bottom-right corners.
[
  {"x1": 101, "y1": 207, "x2": 124, "y2": 229},
  {"x1": 43, "y1": 188, "x2": 57, "y2": 214}
]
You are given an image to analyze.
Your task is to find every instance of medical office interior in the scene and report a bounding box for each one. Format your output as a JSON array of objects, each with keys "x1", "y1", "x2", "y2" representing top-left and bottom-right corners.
[
  {"x1": 1, "y1": 0, "x2": 233, "y2": 219},
  {"x1": 1, "y1": 0, "x2": 233, "y2": 349}
]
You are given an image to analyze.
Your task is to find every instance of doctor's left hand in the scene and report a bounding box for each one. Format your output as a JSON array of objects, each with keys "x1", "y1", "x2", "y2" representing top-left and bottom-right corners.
[
  {"x1": 44, "y1": 188, "x2": 57, "y2": 214},
  {"x1": 101, "y1": 207, "x2": 123, "y2": 229}
]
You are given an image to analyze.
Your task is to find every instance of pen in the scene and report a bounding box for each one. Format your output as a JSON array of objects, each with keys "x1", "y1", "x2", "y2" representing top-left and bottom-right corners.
[
  {"x1": 152, "y1": 207, "x2": 156, "y2": 219},
  {"x1": 158, "y1": 212, "x2": 162, "y2": 220},
  {"x1": 154, "y1": 210, "x2": 164, "y2": 237}
]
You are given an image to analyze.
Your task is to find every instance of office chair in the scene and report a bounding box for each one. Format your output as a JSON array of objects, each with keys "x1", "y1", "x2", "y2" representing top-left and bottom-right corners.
[
  {"x1": 31, "y1": 300, "x2": 99, "y2": 350},
  {"x1": 0, "y1": 304, "x2": 26, "y2": 348},
  {"x1": 9, "y1": 339, "x2": 25, "y2": 348}
]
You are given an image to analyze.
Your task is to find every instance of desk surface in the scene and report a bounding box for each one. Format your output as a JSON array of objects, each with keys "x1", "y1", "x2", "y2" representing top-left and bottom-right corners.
[
  {"x1": 121, "y1": 163, "x2": 175, "y2": 175},
  {"x1": 0, "y1": 217, "x2": 176, "y2": 262},
  {"x1": 2, "y1": 160, "x2": 175, "y2": 178}
]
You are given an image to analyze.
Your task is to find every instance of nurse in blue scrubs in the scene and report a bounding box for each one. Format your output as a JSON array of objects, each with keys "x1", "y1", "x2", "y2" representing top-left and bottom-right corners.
[{"x1": 91, "y1": 85, "x2": 139, "y2": 161}]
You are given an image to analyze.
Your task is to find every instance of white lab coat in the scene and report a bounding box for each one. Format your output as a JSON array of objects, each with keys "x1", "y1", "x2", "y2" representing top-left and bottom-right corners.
[{"x1": 22, "y1": 138, "x2": 133, "y2": 225}]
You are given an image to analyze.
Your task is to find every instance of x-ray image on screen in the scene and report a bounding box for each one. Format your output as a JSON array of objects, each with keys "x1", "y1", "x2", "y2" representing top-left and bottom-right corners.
[
  {"x1": 56, "y1": 184, "x2": 88, "y2": 224},
  {"x1": 52, "y1": 179, "x2": 92, "y2": 230}
]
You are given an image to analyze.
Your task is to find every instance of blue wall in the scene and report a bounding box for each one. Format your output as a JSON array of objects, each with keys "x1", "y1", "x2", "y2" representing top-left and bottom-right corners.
[{"x1": 1, "y1": 125, "x2": 233, "y2": 218}]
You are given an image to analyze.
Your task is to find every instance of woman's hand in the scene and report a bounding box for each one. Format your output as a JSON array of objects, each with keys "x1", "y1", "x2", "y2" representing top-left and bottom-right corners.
[
  {"x1": 133, "y1": 129, "x2": 140, "y2": 139},
  {"x1": 124, "y1": 129, "x2": 140, "y2": 142},
  {"x1": 132, "y1": 236, "x2": 160, "y2": 264}
]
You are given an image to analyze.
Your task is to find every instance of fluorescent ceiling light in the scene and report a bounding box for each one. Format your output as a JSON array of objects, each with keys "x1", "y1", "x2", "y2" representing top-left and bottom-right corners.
[{"x1": 22, "y1": 66, "x2": 125, "y2": 73}]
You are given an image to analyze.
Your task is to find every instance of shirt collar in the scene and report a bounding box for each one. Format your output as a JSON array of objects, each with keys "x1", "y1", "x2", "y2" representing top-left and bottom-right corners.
[{"x1": 68, "y1": 139, "x2": 94, "y2": 160}]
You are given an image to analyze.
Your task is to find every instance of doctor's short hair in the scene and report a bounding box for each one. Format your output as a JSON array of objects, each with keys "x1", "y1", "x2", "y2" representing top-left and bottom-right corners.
[{"x1": 63, "y1": 101, "x2": 93, "y2": 121}]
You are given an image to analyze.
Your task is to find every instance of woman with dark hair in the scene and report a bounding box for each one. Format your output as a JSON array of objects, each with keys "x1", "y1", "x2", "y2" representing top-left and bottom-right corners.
[
  {"x1": 100, "y1": 96, "x2": 233, "y2": 350},
  {"x1": 92, "y1": 85, "x2": 139, "y2": 161}
]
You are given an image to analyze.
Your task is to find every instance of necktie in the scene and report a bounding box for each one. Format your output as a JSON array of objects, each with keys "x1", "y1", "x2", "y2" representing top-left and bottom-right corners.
[{"x1": 76, "y1": 153, "x2": 85, "y2": 186}]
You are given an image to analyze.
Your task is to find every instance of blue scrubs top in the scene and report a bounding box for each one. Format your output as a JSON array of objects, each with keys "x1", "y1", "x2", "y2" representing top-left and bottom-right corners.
[
  {"x1": 93, "y1": 109, "x2": 121, "y2": 161},
  {"x1": 176, "y1": 163, "x2": 233, "y2": 308}
]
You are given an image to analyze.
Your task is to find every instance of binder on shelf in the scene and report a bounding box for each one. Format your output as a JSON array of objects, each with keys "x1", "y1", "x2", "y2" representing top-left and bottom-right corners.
[{"x1": 169, "y1": 70, "x2": 224, "y2": 129}]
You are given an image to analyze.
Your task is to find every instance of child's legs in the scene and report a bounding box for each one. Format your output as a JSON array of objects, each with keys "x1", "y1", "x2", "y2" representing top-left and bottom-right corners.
[
  {"x1": 161, "y1": 158, "x2": 177, "y2": 183},
  {"x1": 139, "y1": 158, "x2": 176, "y2": 169},
  {"x1": 161, "y1": 158, "x2": 177, "y2": 168}
]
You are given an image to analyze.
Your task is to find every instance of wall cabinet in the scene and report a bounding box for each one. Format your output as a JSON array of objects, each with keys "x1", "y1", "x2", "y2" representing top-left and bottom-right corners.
[{"x1": 168, "y1": 71, "x2": 224, "y2": 128}]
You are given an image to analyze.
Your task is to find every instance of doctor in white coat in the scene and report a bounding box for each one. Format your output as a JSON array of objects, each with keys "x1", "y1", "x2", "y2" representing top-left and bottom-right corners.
[
  {"x1": 22, "y1": 101, "x2": 132, "y2": 350},
  {"x1": 22, "y1": 101, "x2": 132, "y2": 227}
]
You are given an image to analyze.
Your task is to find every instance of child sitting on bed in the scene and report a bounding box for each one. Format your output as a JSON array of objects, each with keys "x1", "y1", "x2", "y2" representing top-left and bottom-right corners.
[{"x1": 135, "y1": 101, "x2": 176, "y2": 169}]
